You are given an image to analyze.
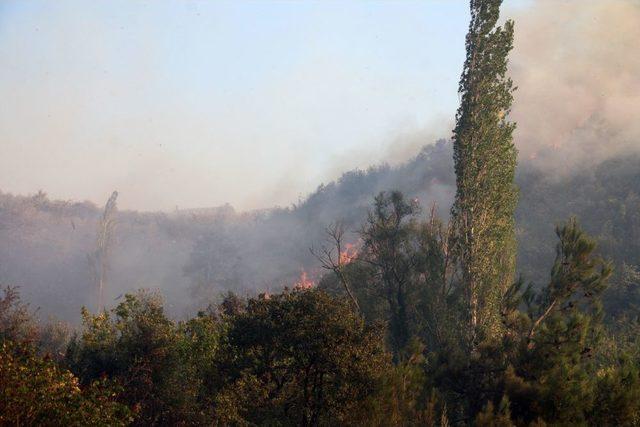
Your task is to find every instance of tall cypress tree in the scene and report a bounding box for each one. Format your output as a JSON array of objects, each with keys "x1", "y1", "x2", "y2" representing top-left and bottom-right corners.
[{"x1": 451, "y1": 0, "x2": 518, "y2": 345}]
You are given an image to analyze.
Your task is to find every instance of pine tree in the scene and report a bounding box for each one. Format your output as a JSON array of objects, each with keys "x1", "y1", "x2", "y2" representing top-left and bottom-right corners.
[{"x1": 451, "y1": 0, "x2": 518, "y2": 345}]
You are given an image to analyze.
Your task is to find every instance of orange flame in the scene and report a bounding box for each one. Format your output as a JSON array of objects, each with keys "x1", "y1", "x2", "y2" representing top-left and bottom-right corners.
[
  {"x1": 293, "y1": 270, "x2": 314, "y2": 290},
  {"x1": 339, "y1": 243, "x2": 358, "y2": 265}
]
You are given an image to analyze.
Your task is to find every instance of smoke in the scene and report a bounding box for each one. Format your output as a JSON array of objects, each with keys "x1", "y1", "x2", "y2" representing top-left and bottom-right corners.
[
  {"x1": 508, "y1": 0, "x2": 640, "y2": 172},
  {"x1": 333, "y1": 0, "x2": 640, "y2": 177}
]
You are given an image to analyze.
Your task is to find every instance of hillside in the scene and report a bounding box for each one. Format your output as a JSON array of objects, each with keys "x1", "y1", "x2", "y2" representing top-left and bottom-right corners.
[{"x1": 1, "y1": 141, "x2": 639, "y2": 322}]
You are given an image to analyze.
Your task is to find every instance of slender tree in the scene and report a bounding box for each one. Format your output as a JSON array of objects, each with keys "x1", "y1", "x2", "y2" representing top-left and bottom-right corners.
[
  {"x1": 451, "y1": 0, "x2": 518, "y2": 345},
  {"x1": 88, "y1": 191, "x2": 118, "y2": 311}
]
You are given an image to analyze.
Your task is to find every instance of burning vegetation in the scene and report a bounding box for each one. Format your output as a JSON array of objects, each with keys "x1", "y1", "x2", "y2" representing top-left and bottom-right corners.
[{"x1": 2, "y1": 0, "x2": 640, "y2": 425}]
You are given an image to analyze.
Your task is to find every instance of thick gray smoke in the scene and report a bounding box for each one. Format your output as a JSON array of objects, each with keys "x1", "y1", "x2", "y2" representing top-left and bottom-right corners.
[{"x1": 509, "y1": 0, "x2": 640, "y2": 172}]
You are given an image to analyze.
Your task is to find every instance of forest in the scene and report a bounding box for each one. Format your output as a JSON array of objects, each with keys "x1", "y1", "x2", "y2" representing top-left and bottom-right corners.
[{"x1": 3, "y1": 0, "x2": 640, "y2": 425}]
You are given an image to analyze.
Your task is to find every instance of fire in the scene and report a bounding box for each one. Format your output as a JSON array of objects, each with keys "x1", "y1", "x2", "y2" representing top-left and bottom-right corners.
[
  {"x1": 339, "y1": 243, "x2": 358, "y2": 265},
  {"x1": 293, "y1": 270, "x2": 314, "y2": 290}
]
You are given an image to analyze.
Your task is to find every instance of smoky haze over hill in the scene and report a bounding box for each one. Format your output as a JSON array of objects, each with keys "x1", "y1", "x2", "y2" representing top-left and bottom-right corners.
[
  {"x1": 1, "y1": 144, "x2": 639, "y2": 323},
  {"x1": 0, "y1": 0, "x2": 639, "y2": 322},
  {"x1": 509, "y1": 0, "x2": 640, "y2": 173}
]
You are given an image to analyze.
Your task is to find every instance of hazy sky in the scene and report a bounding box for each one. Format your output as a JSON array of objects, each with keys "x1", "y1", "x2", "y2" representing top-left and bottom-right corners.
[{"x1": 0, "y1": 0, "x2": 534, "y2": 211}]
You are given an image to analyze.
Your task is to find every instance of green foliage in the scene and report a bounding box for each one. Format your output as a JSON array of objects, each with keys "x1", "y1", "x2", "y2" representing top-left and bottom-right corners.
[
  {"x1": 0, "y1": 286, "x2": 39, "y2": 344},
  {"x1": 451, "y1": 0, "x2": 519, "y2": 343},
  {"x1": 358, "y1": 191, "x2": 424, "y2": 357},
  {"x1": 66, "y1": 290, "x2": 213, "y2": 425},
  {"x1": 590, "y1": 356, "x2": 640, "y2": 426},
  {"x1": 604, "y1": 263, "x2": 640, "y2": 322},
  {"x1": 525, "y1": 217, "x2": 611, "y2": 347},
  {"x1": 0, "y1": 286, "x2": 129, "y2": 425},
  {"x1": 374, "y1": 340, "x2": 452, "y2": 426},
  {"x1": 0, "y1": 341, "x2": 131, "y2": 426},
  {"x1": 498, "y1": 219, "x2": 616, "y2": 424},
  {"x1": 475, "y1": 396, "x2": 515, "y2": 427},
  {"x1": 212, "y1": 289, "x2": 390, "y2": 426},
  {"x1": 320, "y1": 191, "x2": 460, "y2": 362}
]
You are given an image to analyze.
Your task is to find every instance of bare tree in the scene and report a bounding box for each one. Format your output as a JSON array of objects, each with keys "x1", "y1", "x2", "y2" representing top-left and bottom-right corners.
[
  {"x1": 88, "y1": 191, "x2": 118, "y2": 311},
  {"x1": 311, "y1": 222, "x2": 361, "y2": 313}
]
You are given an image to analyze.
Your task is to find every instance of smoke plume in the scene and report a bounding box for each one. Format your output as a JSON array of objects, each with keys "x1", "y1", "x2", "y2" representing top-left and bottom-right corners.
[{"x1": 509, "y1": 0, "x2": 640, "y2": 172}]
